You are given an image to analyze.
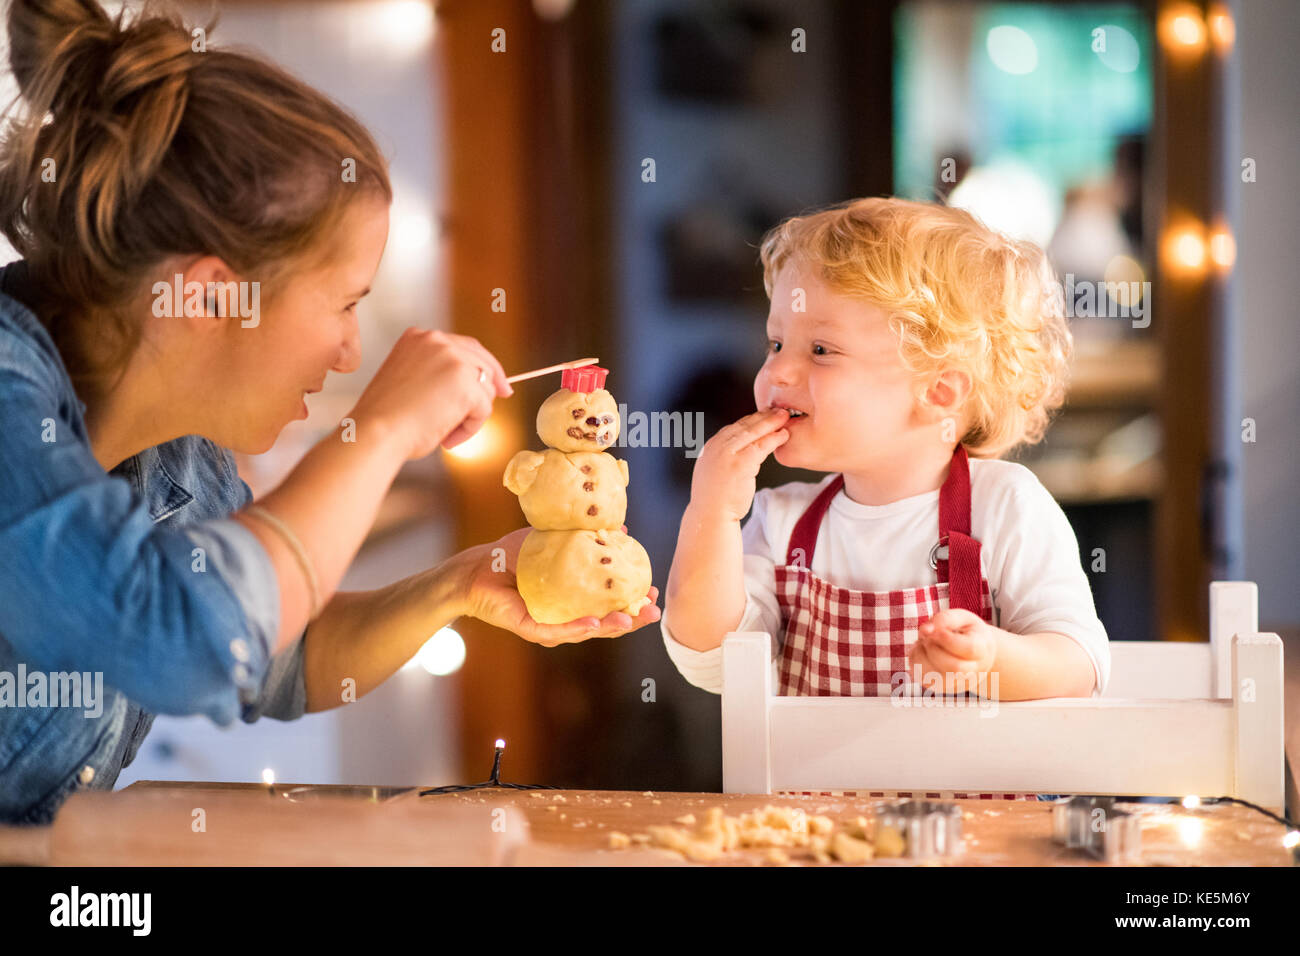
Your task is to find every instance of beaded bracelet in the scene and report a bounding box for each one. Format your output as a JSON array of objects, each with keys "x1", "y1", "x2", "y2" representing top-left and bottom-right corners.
[{"x1": 244, "y1": 505, "x2": 322, "y2": 621}]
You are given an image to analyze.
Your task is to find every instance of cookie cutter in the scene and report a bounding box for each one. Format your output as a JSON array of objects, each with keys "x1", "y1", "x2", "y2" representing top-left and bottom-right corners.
[
  {"x1": 872, "y1": 800, "x2": 964, "y2": 858},
  {"x1": 1051, "y1": 796, "x2": 1142, "y2": 862}
]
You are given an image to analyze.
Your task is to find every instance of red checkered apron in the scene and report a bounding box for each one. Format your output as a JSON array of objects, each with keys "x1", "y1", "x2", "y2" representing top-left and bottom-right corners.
[{"x1": 775, "y1": 445, "x2": 1035, "y2": 801}]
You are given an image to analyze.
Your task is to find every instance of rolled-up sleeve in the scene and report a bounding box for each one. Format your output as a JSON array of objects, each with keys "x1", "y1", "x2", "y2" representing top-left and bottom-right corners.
[{"x1": 0, "y1": 366, "x2": 282, "y2": 724}]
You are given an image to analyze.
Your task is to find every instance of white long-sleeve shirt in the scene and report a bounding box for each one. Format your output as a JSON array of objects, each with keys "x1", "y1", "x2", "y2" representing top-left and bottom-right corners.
[{"x1": 662, "y1": 459, "x2": 1110, "y2": 697}]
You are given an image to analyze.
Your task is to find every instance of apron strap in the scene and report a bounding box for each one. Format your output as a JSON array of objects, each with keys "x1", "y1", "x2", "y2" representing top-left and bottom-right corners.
[
  {"x1": 936, "y1": 444, "x2": 983, "y2": 614},
  {"x1": 784, "y1": 475, "x2": 845, "y2": 567}
]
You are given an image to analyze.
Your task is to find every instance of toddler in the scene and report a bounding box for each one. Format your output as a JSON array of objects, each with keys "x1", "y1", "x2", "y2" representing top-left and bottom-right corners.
[{"x1": 662, "y1": 198, "x2": 1110, "y2": 799}]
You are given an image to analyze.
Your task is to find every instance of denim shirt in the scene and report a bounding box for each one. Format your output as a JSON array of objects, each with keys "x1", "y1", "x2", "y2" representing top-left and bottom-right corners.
[{"x1": 0, "y1": 260, "x2": 307, "y2": 825}]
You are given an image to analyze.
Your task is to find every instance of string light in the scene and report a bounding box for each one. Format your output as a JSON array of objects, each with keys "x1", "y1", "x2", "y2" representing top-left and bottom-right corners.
[
  {"x1": 1160, "y1": 5, "x2": 1207, "y2": 55},
  {"x1": 1209, "y1": 226, "x2": 1236, "y2": 271},
  {"x1": 1208, "y1": 4, "x2": 1235, "y2": 54},
  {"x1": 419, "y1": 738, "x2": 559, "y2": 795}
]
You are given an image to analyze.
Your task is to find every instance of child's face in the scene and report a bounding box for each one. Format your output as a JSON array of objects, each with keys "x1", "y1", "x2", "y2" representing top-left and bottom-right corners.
[{"x1": 753, "y1": 264, "x2": 929, "y2": 474}]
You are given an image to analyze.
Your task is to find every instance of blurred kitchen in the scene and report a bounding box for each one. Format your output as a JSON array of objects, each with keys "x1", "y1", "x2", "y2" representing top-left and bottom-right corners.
[{"x1": 24, "y1": 0, "x2": 1289, "y2": 794}]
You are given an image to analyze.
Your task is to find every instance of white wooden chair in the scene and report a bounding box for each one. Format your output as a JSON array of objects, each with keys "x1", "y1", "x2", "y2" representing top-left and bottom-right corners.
[{"x1": 721, "y1": 581, "x2": 1286, "y2": 813}]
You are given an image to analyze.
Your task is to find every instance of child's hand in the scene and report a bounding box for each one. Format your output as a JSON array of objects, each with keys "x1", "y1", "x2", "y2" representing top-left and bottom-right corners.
[
  {"x1": 907, "y1": 608, "x2": 999, "y2": 696},
  {"x1": 689, "y1": 408, "x2": 790, "y2": 521}
]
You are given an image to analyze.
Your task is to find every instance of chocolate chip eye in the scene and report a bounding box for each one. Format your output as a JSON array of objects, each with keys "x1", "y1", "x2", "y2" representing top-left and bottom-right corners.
[
  {"x1": 571, "y1": 408, "x2": 584, "y2": 419},
  {"x1": 585, "y1": 416, "x2": 599, "y2": 426}
]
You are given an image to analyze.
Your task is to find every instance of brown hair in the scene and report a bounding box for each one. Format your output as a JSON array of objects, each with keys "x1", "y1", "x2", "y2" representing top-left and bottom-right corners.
[{"x1": 0, "y1": 0, "x2": 392, "y2": 396}]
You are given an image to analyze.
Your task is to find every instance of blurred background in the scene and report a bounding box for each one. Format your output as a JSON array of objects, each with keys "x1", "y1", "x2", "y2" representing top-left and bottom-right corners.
[{"x1": 2, "y1": 0, "x2": 1291, "y2": 794}]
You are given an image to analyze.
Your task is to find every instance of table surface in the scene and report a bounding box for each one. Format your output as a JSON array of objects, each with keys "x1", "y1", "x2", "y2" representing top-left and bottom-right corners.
[{"x1": 1, "y1": 782, "x2": 1292, "y2": 866}]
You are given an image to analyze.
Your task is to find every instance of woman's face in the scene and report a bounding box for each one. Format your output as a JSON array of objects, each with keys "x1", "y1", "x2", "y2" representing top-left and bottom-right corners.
[{"x1": 214, "y1": 196, "x2": 390, "y2": 453}]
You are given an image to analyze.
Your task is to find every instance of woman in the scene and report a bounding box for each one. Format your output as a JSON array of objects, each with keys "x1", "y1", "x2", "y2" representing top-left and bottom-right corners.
[{"x1": 0, "y1": 0, "x2": 658, "y2": 825}]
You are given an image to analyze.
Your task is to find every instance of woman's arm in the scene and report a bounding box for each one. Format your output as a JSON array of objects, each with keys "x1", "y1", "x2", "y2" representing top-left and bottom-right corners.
[
  {"x1": 299, "y1": 529, "x2": 661, "y2": 711},
  {"x1": 231, "y1": 417, "x2": 409, "y2": 655}
]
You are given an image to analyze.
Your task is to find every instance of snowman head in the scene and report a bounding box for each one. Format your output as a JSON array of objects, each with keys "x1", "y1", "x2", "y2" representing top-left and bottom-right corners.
[{"x1": 536, "y1": 366, "x2": 621, "y2": 451}]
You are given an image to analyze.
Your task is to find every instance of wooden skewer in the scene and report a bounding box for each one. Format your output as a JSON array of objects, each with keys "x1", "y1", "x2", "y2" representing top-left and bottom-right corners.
[{"x1": 505, "y1": 357, "x2": 599, "y2": 384}]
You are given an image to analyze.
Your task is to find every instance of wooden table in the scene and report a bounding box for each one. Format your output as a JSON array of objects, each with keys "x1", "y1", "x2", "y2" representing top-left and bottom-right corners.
[{"x1": 0, "y1": 782, "x2": 1292, "y2": 866}]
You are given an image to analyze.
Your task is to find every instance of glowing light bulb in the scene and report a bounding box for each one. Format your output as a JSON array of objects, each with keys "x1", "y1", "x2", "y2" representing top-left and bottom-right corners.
[
  {"x1": 1181, "y1": 794, "x2": 1201, "y2": 809},
  {"x1": 1164, "y1": 225, "x2": 1208, "y2": 277},
  {"x1": 412, "y1": 626, "x2": 467, "y2": 675},
  {"x1": 1177, "y1": 816, "x2": 1204, "y2": 847},
  {"x1": 443, "y1": 418, "x2": 503, "y2": 461},
  {"x1": 986, "y1": 25, "x2": 1038, "y2": 75},
  {"x1": 1283, "y1": 830, "x2": 1300, "y2": 850},
  {"x1": 1209, "y1": 228, "x2": 1236, "y2": 270},
  {"x1": 1161, "y1": 5, "x2": 1207, "y2": 56},
  {"x1": 1208, "y1": 5, "x2": 1235, "y2": 53},
  {"x1": 495, "y1": 738, "x2": 506, "y2": 750},
  {"x1": 262, "y1": 767, "x2": 276, "y2": 786}
]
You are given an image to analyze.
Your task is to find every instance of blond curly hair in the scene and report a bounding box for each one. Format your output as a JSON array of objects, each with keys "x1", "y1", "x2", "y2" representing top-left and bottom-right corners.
[{"x1": 759, "y1": 197, "x2": 1072, "y2": 458}]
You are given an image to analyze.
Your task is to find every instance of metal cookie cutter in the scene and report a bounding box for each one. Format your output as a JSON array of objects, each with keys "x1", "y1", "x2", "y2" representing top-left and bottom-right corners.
[
  {"x1": 873, "y1": 800, "x2": 964, "y2": 859},
  {"x1": 1051, "y1": 796, "x2": 1142, "y2": 862}
]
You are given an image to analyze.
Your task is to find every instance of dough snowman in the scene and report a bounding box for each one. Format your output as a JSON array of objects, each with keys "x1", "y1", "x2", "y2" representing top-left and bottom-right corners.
[
  {"x1": 504, "y1": 448, "x2": 628, "y2": 531},
  {"x1": 504, "y1": 366, "x2": 652, "y2": 624},
  {"x1": 516, "y1": 529, "x2": 652, "y2": 624}
]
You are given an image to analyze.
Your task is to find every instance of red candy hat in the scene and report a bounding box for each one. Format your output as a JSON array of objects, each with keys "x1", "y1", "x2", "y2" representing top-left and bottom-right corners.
[{"x1": 561, "y1": 365, "x2": 608, "y2": 393}]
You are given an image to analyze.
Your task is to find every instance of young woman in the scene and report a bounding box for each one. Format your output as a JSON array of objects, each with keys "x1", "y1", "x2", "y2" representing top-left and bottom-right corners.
[{"x1": 0, "y1": 0, "x2": 658, "y2": 824}]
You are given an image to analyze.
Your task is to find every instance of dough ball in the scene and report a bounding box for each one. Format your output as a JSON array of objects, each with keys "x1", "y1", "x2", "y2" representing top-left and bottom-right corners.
[
  {"x1": 536, "y1": 387, "x2": 621, "y2": 452},
  {"x1": 503, "y1": 449, "x2": 629, "y2": 531},
  {"x1": 516, "y1": 528, "x2": 652, "y2": 624}
]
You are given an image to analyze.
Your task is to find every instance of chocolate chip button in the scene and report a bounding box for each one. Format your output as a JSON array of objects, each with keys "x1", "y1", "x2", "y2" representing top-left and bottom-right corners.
[
  {"x1": 604, "y1": 578, "x2": 613, "y2": 589},
  {"x1": 583, "y1": 481, "x2": 594, "y2": 491},
  {"x1": 587, "y1": 505, "x2": 598, "y2": 516},
  {"x1": 600, "y1": 556, "x2": 611, "y2": 564}
]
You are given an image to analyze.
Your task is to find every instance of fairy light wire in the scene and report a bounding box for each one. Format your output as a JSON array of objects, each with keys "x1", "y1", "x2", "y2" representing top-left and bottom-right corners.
[{"x1": 419, "y1": 740, "x2": 559, "y2": 796}]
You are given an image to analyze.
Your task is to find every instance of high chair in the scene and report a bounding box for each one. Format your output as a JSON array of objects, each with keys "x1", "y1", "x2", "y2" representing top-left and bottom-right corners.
[{"x1": 721, "y1": 581, "x2": 1286, "y2": 813}]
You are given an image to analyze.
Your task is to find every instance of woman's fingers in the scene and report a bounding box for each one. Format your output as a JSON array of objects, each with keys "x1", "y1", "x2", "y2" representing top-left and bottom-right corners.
[{"x1": 448, "y1": 334, "x2": 512, "y2": 397}]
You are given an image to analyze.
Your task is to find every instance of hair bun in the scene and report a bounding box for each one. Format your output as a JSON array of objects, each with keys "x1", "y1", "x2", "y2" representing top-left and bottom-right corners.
[
  {"x1": 8, "y1": 0, "x2": 199, "y2": 117},
  {"x1": 6, "y1": 0, "x2": 116, "y2": 107}
]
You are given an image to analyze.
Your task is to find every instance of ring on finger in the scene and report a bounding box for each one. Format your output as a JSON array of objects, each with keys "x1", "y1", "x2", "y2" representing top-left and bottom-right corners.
[{"x1": 477, "y1": 367, "x2": 489, "y2": 385}]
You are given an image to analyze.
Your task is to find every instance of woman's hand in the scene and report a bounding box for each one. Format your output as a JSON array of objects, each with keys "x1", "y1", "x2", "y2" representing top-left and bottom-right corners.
[
  {"x1": 349, "y1": 328, "x2": 513, "y2": 460},
  {"x1": 453, "y1": 528, "x2": 661, "y2": 647}
]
